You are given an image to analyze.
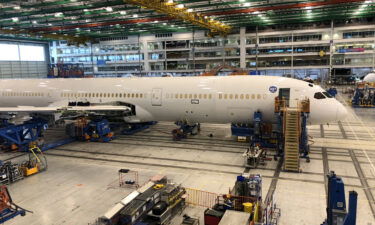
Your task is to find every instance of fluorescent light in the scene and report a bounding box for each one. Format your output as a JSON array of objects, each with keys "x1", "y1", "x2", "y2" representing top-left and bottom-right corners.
[
  {"x1": 187, "y1": 8, "x2": 193, "y2": 12},
  {"x1": 32, "y1": 20, "x2": 37, "y2": 24},
  {"x1": 240, "y1": 0, "x2": 245, "y2": 2},
  {"x1": 106, "y1": 7, "x2": 113, "y2": 12},
  {"x1": 120, "y1": 11, "x2": 127, "y2": 15},
  {"x1": 244, "y1": 2, "x2": 251, "y2": 7},
  {"x1": 55, "y1": 12, "x2": 63, "y2": 17},
  {"x1": 133, "y1": 14, "x2": 138, "y2": 18},
  {"x1": 12, "y1": 17, "x2": 19, "y2": 22},
  {"x1": 83, "y1": 9, "x2": 88, "y2": 12},
  {"x1": 13, "y1": 6, "x2": 20, "y2": 10},
  {"x1": 305, "y1": 6, "x2": 312, "y2": 9},
  {"x1": 177, "y1": 4, "x2": 184, "y2": 8}
]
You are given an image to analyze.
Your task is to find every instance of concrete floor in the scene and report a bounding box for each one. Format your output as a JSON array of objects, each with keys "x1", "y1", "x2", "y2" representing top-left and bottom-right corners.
[{"x1": 1, "y1": 92, "x2": 375, "y2": 225}]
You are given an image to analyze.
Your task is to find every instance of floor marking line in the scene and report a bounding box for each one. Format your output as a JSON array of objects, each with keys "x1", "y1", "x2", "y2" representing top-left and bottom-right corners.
[
  {"x1": 264, "y1": 159, "x2": 283, "y2": 204},
  {"x1": 322, "y1": 147, "x2": 329, "y2": 195},
  {"x1": 337, "y1": 93, "x2": 375, "y2": 177},
  {"x1": 349, "y1": 149, "x2": 375, "y2": 219}
]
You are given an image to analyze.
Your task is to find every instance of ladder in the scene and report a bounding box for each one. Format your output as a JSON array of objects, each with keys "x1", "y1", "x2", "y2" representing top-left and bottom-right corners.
[{"x1": 283, "y1": 108, "x2": 300, "y2": 172}]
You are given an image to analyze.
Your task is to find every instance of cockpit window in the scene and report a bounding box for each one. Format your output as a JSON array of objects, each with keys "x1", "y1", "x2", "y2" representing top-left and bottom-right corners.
[
  {"x1": 322, "y1": 92, "x2": 333, "y2": 98},
  {"x1": 314, "y1": 92, "x2": 326, "y2": 99}
]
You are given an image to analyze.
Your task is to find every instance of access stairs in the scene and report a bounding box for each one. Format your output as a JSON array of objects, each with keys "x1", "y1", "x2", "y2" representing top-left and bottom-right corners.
[{"x1": 283, "y1": 108, "x2": 300, "y2": 172}]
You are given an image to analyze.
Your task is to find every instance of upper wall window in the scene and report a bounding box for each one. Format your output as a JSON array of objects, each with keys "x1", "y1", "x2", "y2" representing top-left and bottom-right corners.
[
  {"x1": 0, "y1": 43, "x2": 45, "y2": 61},
  {"x1": 0, "y1": 44, "x2": 19, "y2": 61},
  {"x1": 20, "y1": 45, "x2": 45, "y2": 61}
]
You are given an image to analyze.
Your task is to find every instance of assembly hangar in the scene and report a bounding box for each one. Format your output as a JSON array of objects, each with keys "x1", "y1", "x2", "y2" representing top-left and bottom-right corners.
[{"x1": 0, "y1": 0, "x2": 374, "y2": 225}]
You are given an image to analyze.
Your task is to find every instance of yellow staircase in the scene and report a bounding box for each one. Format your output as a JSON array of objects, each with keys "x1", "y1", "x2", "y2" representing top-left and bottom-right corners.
[{"x1": 283, "y1": 108, "x2": 300, "y2": 172}]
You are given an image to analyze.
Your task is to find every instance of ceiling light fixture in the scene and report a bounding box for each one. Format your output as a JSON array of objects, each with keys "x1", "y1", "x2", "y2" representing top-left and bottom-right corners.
[
  {"x1": 12, "y1": 17, "x2": 19, "y2": 22},
  {"x1": 106, "y1": 7, "x2": 113, "y2": 12},
  {"x1": 55, "y1": 12, "x2": 63, "y2": 17}
]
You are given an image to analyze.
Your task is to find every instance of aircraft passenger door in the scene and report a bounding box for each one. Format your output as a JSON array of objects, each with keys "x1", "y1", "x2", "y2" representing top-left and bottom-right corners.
[
  {"x1": 151, "y1": 88, "x2": 162, "y2": 106},
  {"x1": 279, "y1": 88, "x2": 290, "y2": 107}
]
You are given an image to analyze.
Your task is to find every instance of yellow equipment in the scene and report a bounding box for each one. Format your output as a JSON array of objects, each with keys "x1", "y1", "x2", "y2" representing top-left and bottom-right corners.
[
  {"x1": 124, "y1": 0, "x2": 231, "y2": 36},
  {"x1": 153, "y1": 184, "x2": 165, "y2": 190},
  {"x1": 243, "y1": 202, "x2": 253, "y2": 213},
  {"x1": 20, "y1": 146, "x2": 47, "y2": 177}
]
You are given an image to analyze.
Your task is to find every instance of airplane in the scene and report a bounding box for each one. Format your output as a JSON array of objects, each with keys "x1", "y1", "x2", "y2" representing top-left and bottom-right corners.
[
  {"x1": 363, "y1": 70, "x2": 375, "y2": 83},
  {"x1": 0, "y1": 75, "x2": 347, "y2": 126}
]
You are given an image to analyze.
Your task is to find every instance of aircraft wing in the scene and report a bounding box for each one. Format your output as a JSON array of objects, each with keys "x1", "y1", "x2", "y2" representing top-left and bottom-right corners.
[{"x1": 0, "y1": 105, "x2": 130, "y2": 113}]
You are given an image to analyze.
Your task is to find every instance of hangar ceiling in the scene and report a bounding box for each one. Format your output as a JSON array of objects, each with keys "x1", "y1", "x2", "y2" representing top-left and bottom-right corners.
[{"x1": 0, "y1": 0, "x2": 374, "y2": 42}]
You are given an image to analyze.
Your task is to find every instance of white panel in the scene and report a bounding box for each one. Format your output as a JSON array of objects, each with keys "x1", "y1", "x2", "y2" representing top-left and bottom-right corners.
[
  {"x1": 19, "y1": 45, "x2": 45, "y2": 61},
  {"x1": 0, "y1": 44, "x2": 19, "y2": 61}
]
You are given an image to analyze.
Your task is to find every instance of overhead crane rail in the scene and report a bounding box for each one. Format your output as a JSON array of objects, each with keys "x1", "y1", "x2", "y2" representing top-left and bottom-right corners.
[
  {"x1": 123, "y1": 0, "x2": 231, "y2": 36},
  {"x1": 0, "y1": 28, "x2": 91, "y2": 46}
]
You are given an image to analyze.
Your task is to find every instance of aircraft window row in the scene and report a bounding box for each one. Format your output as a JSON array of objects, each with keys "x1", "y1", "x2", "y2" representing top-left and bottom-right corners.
[
  {"x1": 61, "y1": 92, "x2": 146, "y2": 99},
  {"x1": 314, "y1": 92, "x2": 326, "y2": 99},
  {"x1": 166, "y1": 93, "x2": 213, "y2": 99},
  {"x1": 219, "y1": 93, "x2": 264, "y2": 100},
  {"x1": 164, "y1": 93, "x2": 265, "y2": 100},
  {"x1": 2, "y1": 92, "x2": 44, "y2": 97}
]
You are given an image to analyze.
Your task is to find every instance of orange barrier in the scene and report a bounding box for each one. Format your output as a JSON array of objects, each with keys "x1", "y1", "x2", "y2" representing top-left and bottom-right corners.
[
  {"x1": 184, "y1": 188, "x2": 257, "y2": 211},
  {"x1": 185, "y1": 188, "x2": 220, "y2": 208}
]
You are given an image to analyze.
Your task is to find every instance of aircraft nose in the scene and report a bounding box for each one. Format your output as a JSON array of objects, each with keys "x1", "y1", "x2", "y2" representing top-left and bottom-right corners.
[{"x1": 336, "y1": 103, "x2": 348, "y2": 121}]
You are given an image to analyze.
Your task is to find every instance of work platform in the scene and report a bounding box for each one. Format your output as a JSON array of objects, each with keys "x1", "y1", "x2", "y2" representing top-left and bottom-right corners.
[{"x1": 275, "y1": 97, "x2": 310, "y2": 172}]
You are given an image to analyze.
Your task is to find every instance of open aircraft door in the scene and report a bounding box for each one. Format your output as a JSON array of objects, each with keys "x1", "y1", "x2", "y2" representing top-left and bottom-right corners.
[
  {"x1": 151, "y1": 88, "x2": 162, "y2": 106},
  {"x1": 279, "y1": 88, "x2": 290, "y2": 107}
]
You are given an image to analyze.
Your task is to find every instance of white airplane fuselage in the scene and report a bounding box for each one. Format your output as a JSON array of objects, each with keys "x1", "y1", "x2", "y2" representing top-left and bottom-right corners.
[
  {"x1": 0, "y1": 76, "x2": 347, "y2": 125},
  {"x1": 363, "y1": 71, "x2": 375, "y2": 83}
]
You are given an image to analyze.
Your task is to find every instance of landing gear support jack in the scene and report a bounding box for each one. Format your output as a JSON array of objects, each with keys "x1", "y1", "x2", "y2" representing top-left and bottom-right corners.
[{"x1": 172, "y1": 121, "x2": 200, "y2": 141}]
